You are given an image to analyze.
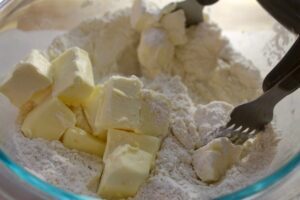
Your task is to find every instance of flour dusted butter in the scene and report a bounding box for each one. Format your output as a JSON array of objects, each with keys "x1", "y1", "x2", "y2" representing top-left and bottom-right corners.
[
  {"x1": 161, "y1": 10, "x2": 187, "y2": 46},
  {"x1": 52, "y1": 47, "x2": 95, "y2": 106},
  {"x1": 70, "y1": 106, "x2": 92, "y2": 134},
  {"x1": 192, "y1": 137, "x2": 242, "y2": 182},
  {"x1": 138, "y1": 27, "x2": 174, "y2": 78},
  {"x1": 83, "y1": 85, "x2": 106, "y2": 138},
  {"x1": 137, "y1": 89, "x2": 170, "y2": 138},
  {"x1": 98, "y1": 144, "x2": 152, "y2": 198},
  {"x1": 0, "y1": 50, "x2": 52, "y2": 107},
  {"x1": 21, "y1": 98, "x2": 76, "y2": 140},
  {"x1": 131, "y1": 0, "x2": 160, "y2": 32},
  {"x1": 103, "y1": 129, "x2": 160, "y2": 162},
  {"x1": 98, "y1": 76, "x2": 143, "y2": 131},
  {"x1": 63, "y1": 127, "x2": 106, "y2": 157}
]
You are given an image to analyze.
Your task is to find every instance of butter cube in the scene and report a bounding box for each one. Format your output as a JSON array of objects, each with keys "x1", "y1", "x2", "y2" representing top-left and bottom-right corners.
[
  {"x1": 131, "y1": 0, "x2": 161, "y2": 32},
  {"x1": 62, "y1": 127, "x2": 106, "y2": 157},
  {"x1": 17, "y1": 87, "x2": 52, "y2": 124},
  {"x1": 161, "y1": 10, "x2": 187, "y2": 46},
  {"x1": 83, "y1": 85, "x2": 106, "y2": 137},
  {"x1": 192, "y1": 137, "x2": 242, "y2": 182},
  {"x1": 52, "y1": 47, "x2": 95, "y2": 106},
  {"x1": 137, "y1": 89, "x2": 170, "y2": 138},
  {"x1": 105, "y1": 75, "x2": 143, "y2": 98},
  {"x1": 103, "y1": 129, "x2": 160, "y2": 162},
  {"x1": 192, "y1": 150, "x2": 225, "y2": 182},
  {"x1": 0, "y1": 50, "x2": 52, "y2": 107},
  {"x1": 99, "y1": 76, "x2": 143, "y2": 131},
  {"x1": 21, "y1": 98, "x2": 76, "y2": 140},
  {"x1": 87, "y1": 174, "x2": 103, "y2": 194},
  {"x1": 70, "y1": 106, "x2": 92, "y2": 134},
  {"x1": 206, "y1": 137, "x2": 242, "y2": 168},
  {"x1": 138, "y1": 27, "x2": 175, "y2": 78},
  {"x1": 98, "y1": 144, "x2": 152, "y2": 198},
  {"x1": 30, "y1": 86, "x2": 52, "y2": 105}
]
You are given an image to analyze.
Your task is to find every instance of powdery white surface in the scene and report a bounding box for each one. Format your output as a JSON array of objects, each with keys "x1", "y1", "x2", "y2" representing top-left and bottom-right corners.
[
  {"x1": 134, "y1": 76, "x2": 277, "y2": 200},
  {"x1": 1, "y1": 6, "x2": 278, "y2": 200},
  {"x1": 0, "y1": 95, "x2": 101, "y2": 197},
  {"x1": 47, "y1": 10, "x2": 261, "y2": 105},
  {"x1": 47, "y1": 9, "x2": 141, "y2": 80}
]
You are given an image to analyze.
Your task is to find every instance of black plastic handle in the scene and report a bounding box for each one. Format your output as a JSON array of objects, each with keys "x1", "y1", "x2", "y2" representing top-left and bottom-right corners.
[
  {"x1": 259, "y1": 59, "x2": 300, "y2": 110},
  {"x1": 197, "y1": 0, "x2": 219, "y2": 6},
  {"x1": 267, "y1": 61, "x2": 300, "y2": 107},
  {"x1": 278, "y1": 62, "x2": 300, "y2": 92},
  {"x1": 258, "y1": 0, "x2": 300, "y2": 34},
  {"x1": 257, "y1": 0, "x2": 300, "y2": 91},
  {"x1": 263, "y1": 37, "x2": 300, "y2": 92}
]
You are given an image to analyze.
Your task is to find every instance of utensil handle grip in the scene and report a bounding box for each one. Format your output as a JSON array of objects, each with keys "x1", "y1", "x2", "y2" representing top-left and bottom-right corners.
[
  {"x1": 262, "y1": 50, "x2": 300, "y2": 107},
  {"x1": 257, "y1": 0, "x2": 300, "y2": 34},
  {"x1": 196, "y1": 0, "x2": 219, "y2": 5},
  {"x1": 263, "y1": 36, "x2": 300, "y2": 92},
  {"x1": 278, "y1": 63, "x2": 300, "y2": 92}
]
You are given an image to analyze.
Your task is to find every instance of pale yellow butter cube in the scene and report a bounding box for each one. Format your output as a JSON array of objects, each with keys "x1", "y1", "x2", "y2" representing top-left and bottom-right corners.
[
  {"x1": 161, "y1": 10, "x2": 187, "y2": 46},
  {"x1": 30, "y1": 86, "x2": 52, "y2": 105},
  {"x1": 83, "y1": 85, "x2": 106, "y2": 137},
  {"x1": 192, "y1": 137, "x2": 242, "y2": 182},
  {"x1": 138, "y1": 27, "x2": 175, "y2": 78},
  {"x1": 99, "y1": 76, "x2": 143, "y2": 131},
  {"x1": 21, "y1": 98, "x2": 76, "y2": 140},
  {"x1": 17, "y1": 87, "x2": 52, "y2": 124},
  {"x1": 192, "y1": 150, "x2": 225, "y2": 182},
  {"x1": 70, "y1": 106, "x2": 92, "y2": 134},
  {"x1": 98, "y1": 144, "x2": 152, "y2": 198},
  {"x1": 206, "y1": 137, "x2": 242, "y2": 168},
  {"x1": 52, "y1": 47, "x2": 95, "y2": 106},
  {"x1": 100, "y1": 89, "x2": 139, "y2": 131},
  {"x1": 62, "y1": 127, "x2": 106, "y2": 157},
  {"x1": 103, "y1": 129, "x2": 160, "y2": 162},
  {"x1": 131, "y1": 0, "x2": 161, "y2": 32},
  {"x1": 106, "y1": 75, "x2": 143, "y2": 97},
  {"x1": 87, "y1": 173, "x2": 103, "y2": 193},
  {"x1": 0, "y1": 50, "x2": 52, "y2": 107},
  {"x1": 137, "y1": 89, "x2": 170, "y2": 138}
]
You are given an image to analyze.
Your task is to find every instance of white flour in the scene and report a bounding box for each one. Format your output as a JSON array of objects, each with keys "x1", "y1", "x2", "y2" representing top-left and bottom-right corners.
[
  {"x1": 0, "y1": 95, "x2": 101, "y2": 197},
  {"x1": 134, "y1": 76, "x2": 278, "y2": 200},
  {"x1": 1, "y1": 4, "x2": 278, "y2": 200}
]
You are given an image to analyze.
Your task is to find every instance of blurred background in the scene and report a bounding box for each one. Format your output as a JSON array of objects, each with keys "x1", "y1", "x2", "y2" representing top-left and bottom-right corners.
[{"x1": 0, "y1": 0, "x2": 296, "y2": 76}]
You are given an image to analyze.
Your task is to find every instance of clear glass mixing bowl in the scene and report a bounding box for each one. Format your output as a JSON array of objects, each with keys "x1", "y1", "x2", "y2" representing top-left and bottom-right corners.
[{"x1": 0, "y1": 0, "x2": 299, "y2": 199}]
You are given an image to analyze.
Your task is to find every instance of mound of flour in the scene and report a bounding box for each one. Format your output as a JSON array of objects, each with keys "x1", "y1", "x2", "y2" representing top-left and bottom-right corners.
[
  {"x1": 134, "y1": 76, "x2": 278, "y2": 200},
  {"x1": 48, "y1": 10, "x2": 261, "y2": 105},
  {"x1": 1, "y1": 6, "x2": 278, "y2": 200}
]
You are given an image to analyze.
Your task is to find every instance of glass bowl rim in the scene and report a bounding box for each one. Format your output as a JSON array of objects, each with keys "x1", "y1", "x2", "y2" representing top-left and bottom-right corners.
[
  {"x1": 0, "y1": 148, "x2": 299, "y2": 200},
  {"x1": 0, "y1": 0, "x2": 299, "y2": 199}
]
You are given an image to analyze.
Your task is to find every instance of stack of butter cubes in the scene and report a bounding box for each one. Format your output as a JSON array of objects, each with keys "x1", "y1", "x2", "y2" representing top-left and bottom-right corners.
[{"x1": 0, "y1": 47, "x2": 170, "y2": 199}]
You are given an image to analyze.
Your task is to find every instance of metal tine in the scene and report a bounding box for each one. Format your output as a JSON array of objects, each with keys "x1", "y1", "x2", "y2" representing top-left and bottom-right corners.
[
  {"x1": 228, "y1": 132, "x2": 240, "y2": 142},
  {"x1": 240, "y1": 126, "x2": 249, "y2": 133},
  {"x1": 226, "y1": 120, "x2": 235, "y2": 129},
  {"x1": 224, "y1": 128, "x2": 234, "y2": 137},
  {"x1": 216, "y1": 10, "x2": 300, "y2": 145},
  {"x1": 232, "y1": 124, "x2": 242, "y2": 131},
  {"x1": 246, "y1": 128, "x2": 256, "y2": 135},
  {"x1": 224, "y1": 125, "x2": 249, "y2": 144},
  {"x1": 235, "y1": 126, "x2": 243, "y2": 132},
  {"x1": 250, "y1": 130, "x2": 259, "y2": 137},
  {"x1": 235, "y1": 135, "x2": 249, "y2": 145},
  {"x1": 216, "y1": 124, "x2": 260, "y2": 145}
]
